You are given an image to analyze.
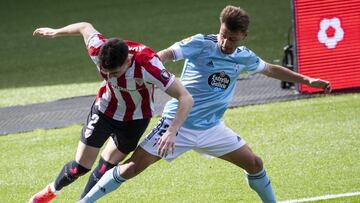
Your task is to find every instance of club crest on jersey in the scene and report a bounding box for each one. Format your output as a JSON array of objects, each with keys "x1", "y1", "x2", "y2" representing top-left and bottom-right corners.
[
  {"x1": 180, "y1": 37, "x2": 192, "y2": 45},
  {"x1": 160, "y1": 69, "x2": 171, "y2": 81},
  {"x1": 208, "y1": 71, "x2": 230, "y2": 92}
]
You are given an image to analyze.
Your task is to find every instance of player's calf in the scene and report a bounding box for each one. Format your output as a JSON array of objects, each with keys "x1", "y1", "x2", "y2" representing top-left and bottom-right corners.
[
  {"x1": 54, "y1": 160, "x2": 90, "y2": 191},
  {"x1": 81, "y1": 157, "x2": 116, "y2": 198},
  {"x1": 29, "y1": 160, "x2": 90, "y2": 203},
  {"x1": 243, "y1": 156, "x2": 276, "y2": 202},
  {"x1": 246, "y1": 169, "x2": 276, "y2": 203}
]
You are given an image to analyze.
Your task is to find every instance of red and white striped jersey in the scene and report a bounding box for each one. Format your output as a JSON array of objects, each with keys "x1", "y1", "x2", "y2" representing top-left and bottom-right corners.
[{"x1": 87, "y1": 33, "x2": 175, "y2": 121}]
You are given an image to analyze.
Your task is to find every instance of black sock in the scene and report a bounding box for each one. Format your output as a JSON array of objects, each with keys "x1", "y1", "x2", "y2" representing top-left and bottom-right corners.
[
  {"x1": 54, "y1": 160, "x2": 90, "y2": 191},
  {"x1": 80, "y1": 157, "x2": 117, "y2": 198}
]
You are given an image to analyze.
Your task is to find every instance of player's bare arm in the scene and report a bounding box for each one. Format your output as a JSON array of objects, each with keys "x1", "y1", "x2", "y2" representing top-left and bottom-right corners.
[
  {"x1": 262, "y1": 63, "x2": 332, "y2": 93},
  {"x1": 157, "y1": 79, "x2": 193, "y2": 157},
  {"x1": 157, "y1": 48, "x2": 175, "y2": 64},
  {"x1": 33, "y1": 22, "x2": 99, "y2": 45}
]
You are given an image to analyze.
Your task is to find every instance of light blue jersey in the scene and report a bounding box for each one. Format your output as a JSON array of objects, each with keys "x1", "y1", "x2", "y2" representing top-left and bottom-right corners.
[{"x1": 162, "y1": 34, "x2": 266, "y2": 130}]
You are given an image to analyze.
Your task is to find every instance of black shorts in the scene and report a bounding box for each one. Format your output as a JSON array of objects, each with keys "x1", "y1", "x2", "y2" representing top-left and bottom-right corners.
[{"x1": 80, "y1": 104, "x2": 150, "y2": 154}]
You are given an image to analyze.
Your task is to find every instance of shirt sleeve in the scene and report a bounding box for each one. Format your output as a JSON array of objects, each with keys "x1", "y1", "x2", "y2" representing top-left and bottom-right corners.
[
  {"x1": 142, "y1": 56, "x2": 175, "y2": 91},
  {"x1": 242, "y1": 48, "x2": 266, "y2": 75},
  {"x1": 86, "y1": 33, "x2": 106, "y2": 69},
  {"x1": 170, "y1": 34, "x2": 206, "y2": 61}
]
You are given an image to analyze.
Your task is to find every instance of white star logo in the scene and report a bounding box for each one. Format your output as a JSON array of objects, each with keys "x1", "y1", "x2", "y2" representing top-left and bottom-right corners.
[{"x1": 317, "y1": 17, "x2": 344, "y2": 49}]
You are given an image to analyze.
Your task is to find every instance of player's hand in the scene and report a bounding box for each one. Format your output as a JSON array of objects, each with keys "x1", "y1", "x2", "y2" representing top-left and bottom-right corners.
[
  {"x1": 33, "y1": 28, "x2": 58, "y2": 38},
  {"x1": 308, "y1": 78, "x2": 332, "y2": 93},
  {"x1": 156, "y1": 131, "x2": 176, "y2": 158}
]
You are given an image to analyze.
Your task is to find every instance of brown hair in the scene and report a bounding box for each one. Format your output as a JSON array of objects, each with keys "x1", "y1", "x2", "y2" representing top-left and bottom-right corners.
[
  {"x1": 219, "y1": 5, "x2": 249, "y2": 33},
  {"x1": 99, "y1": 38, "x2": 129, "y2": 70}
]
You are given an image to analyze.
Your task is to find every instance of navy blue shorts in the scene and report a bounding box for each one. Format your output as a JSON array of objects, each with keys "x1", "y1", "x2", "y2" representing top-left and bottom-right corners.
[{"x1": 80, "y1": 104, "x2": 150, "y2": 154}]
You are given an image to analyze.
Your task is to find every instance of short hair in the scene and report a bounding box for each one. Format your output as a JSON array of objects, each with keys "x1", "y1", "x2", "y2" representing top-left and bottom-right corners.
[
  {"x1": 219, "y1": 5, "x2": 249, "y2": 33},
  {"x1": 99, "y1": 38, "x2": 129, "y2": 70}
]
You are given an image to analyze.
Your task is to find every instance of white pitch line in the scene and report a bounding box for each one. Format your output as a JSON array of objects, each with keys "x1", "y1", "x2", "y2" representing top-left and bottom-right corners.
[{"x1": 278, "y1": 191, "x2": 360, "y2": 203}]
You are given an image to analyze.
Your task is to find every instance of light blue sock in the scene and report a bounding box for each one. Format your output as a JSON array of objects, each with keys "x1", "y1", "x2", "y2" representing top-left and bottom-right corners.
[
  {"x1": 246, "y1": 169, "x2": 276, "y2": 203},
  {"x1": 79, "y1": 166, "x2": 125, "y2": 203}
]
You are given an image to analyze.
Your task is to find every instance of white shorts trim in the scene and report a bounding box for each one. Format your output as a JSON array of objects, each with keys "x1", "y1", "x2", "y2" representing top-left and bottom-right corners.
[{"x1": 139, "y1": 117, "x2": 246, "y2": 161}]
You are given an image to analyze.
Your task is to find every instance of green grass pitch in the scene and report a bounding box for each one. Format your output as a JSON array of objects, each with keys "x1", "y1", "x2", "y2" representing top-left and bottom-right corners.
[{"x1": 1, "y1": 93, "x2": 359, "y2": 202}]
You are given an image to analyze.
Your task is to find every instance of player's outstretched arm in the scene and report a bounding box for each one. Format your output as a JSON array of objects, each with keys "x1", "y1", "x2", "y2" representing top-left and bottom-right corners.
[
  {"x1": 157, "y1": 79, "x2": 193, "y2": 157},
  {"x1": 33, "y1": 22, "x2": 99, "y2": 44},
  {"x1": 262, "y1": 63, "x2": 332, "y2": 93},
  {"x1": 157, "y1": 48, "x2": 175, "y2": 64}
]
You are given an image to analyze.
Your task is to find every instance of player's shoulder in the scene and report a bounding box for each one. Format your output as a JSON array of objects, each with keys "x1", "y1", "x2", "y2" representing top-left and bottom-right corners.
[
  {"x1": 126, "y1": 40, "x2": 157, "y2": 63},
  {"x1": 203, "y1": 34, "x2": 218, "y2": 44},
  {"x1": 235, "y1": 46, "x2": 256, "y2": 57},
  {"x1": 180, "y1": 34, "x2": 217, "y2": 45},
  {"x1": 126, "y1": 40, "x2": 150, "y2": 53},
  {"x1": 87, "y1": 33, "x2": 106, "y2": 45},
  {"x1": 235, "y1": 46, "x2": 260, "y2": 65},
  {"x1": 194, "y1": 33, "x2": 218, "y2": 45},
  {"x1": 87, "y1": 33, "x2": 106, "y2": 56}
]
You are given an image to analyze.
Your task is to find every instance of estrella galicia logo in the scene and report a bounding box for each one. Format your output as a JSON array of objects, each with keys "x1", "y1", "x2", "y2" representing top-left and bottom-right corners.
[{"x1": 208, "y1": 71, "x2": 230, "y2": 92}]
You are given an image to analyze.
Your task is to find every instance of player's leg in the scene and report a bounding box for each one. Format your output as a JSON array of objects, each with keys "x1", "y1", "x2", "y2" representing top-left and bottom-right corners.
[
  {"x1": 79, "y1": 142, "x2": 161, "y2": 203},
  {"x1": 198, "y1": 122, "x2": 276, "y2": 203},
  {"x1": 119, "y1": 117, "x2": 193, "y2": 179},
  {"x1": 79, "y1": 117, "x2": 192, "y2": 203},
  {"x1": 55, "y1": 142, "x2": 99, "y2": 189},
  {"x1": 219, "y1": 145, "x2": 276, "y2": 202},
  {"x1": 219, "y1": 144, "x2": 263, "y2": 173},
  {"x1": 28, "y1": 142, "x2": 99, "y2": 203},
  {"x1": 80, "y1": 118, "x2": 150, "y2": 198},
  {"x1": 28, "y1": 105, "x2": 109, "y2": 203},
  {"x1": 79, "y1": 139, "x2": 122, "y2": 198}
]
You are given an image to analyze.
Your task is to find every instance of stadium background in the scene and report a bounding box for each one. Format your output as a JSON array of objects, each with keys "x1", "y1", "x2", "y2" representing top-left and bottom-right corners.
[{"x1": 0, "y1": 0, "x2": 291, "y2": 89}]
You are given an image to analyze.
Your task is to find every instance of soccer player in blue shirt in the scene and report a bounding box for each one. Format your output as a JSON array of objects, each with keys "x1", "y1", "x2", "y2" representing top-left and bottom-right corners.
[{"x1": 79, "y1": 5, "x2": 331, "y2": 203}]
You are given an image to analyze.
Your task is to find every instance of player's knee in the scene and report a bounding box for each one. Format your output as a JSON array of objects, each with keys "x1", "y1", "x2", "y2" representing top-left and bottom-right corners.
[
  {"x1": 120, "y1": 148, "x2": 157, "y2": 179},
  {"x1": 120, "y1": 162, "x2": 138, "y2": 179},
  {"x1": 94, "y1": 157, "x2": 117, "y2": 177},
  {"x1": 246, "y1": 156, "x2": 263, "y2": 174},
  {"x1": 67, "y1": 161, "x2": 91, "y2": 178},
  {"x1": 120, "y1": 160, "x2": 150, "y2": 179}
]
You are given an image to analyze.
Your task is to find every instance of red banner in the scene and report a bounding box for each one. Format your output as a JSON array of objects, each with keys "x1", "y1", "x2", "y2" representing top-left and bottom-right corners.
[{"x1": 293, "y1": 0, "x2": 360, "y2": 92}]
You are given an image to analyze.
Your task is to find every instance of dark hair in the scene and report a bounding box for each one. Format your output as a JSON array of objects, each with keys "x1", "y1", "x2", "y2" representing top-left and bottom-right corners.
[
  {"x1": 99, "y1": 38, "x2": 129, "y2": 70},
  {"x1": 219, "y1": 5, "x2": 249, "y2": 33}
]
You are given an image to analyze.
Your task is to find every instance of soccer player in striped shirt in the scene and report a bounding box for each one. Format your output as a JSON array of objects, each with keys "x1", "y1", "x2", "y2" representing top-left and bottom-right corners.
[
  {"x1": 28, "y1": 22, "x2": 193, "y2": 203},
  {"x1": 79, "y1": 5, "x2": 331, "y2": 203}
]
